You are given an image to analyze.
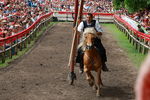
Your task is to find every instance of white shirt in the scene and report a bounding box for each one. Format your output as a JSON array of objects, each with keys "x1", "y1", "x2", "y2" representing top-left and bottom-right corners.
[{"x1": 77, "y1": 20, "x2": 103, "y2": 33}]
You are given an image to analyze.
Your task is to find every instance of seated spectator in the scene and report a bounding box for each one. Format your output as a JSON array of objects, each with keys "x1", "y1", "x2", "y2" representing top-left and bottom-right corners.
[{"x1": 137, "y1": 25, "x2": 145, "y2": 33}]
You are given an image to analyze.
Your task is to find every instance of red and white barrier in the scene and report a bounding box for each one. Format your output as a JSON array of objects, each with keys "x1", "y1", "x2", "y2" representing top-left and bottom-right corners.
[{"x1": 114, "y1": 15, "x2": 150, "y2": 41}]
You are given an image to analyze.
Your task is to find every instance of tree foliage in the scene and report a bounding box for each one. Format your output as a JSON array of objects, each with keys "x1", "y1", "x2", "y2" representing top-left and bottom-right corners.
[
  {"x1": 113, "y1": 0, "x2": 124, "y2": 10},
  {"x1": 113, "y1": 0, "x2": 150, "y2": 13}
]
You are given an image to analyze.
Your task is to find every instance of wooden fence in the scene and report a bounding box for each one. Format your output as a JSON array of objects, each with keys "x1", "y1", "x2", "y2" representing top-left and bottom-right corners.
[{"x1": 114, "y1": 15, "x2": 150, "y2": 54}]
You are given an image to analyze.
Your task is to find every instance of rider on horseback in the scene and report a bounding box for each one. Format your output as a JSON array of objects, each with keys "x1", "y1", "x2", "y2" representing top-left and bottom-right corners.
[{"x1": 76, "y1": 13, "x2": 109, "y2": 73}]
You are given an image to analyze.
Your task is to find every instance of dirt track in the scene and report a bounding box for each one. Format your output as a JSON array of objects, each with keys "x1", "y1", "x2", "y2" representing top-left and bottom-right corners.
[{"x1": 0, "y1": 22, "x2": 137, "y2": 100}]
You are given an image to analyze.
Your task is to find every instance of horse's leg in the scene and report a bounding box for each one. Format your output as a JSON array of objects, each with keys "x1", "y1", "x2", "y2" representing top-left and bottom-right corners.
[
  {"x1": 85, "y1": 68, "x2": 94, "y2": 87},
  {"x1": 96, "y1": 68, "x2": 102, "y2": 96},
  {"x1": 88, "y1": 72, "x2": 97, "y2": 90}
]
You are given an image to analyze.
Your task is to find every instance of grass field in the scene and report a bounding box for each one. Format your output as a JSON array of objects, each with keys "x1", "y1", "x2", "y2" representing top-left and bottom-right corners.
[
  {"x1": 102, "y1": 24, "x2": 146, "y2": 68},
  {"x1": 0, "y1": 22, "x2": 56, "y2": 68}
]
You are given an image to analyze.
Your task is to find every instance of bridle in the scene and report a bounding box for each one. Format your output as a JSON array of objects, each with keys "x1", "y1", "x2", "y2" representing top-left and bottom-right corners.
[
  {"x1": 85, "y1": 35, "x2": 96, "y2": 50},
  {"x1": 84, "y1": 36, "x2": 96, "y2": 65}
]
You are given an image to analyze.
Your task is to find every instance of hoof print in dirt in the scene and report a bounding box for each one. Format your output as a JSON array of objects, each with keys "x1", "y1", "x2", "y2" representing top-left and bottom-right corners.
[
  {"x1": 35, "y1": 83, "x2": 39, "y2": 86},
  {"x1": 21, "y1": 86, "x2": 25, "y2": 89}
]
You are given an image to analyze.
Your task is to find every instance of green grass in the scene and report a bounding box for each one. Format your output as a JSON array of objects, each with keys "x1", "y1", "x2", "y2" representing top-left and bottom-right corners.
[
  {"x1": 0, "y1": 22, "x2": 56, "y2": 68},
  {"x1": 102, "y1": 24, "x2": 146, "y2": 68}
]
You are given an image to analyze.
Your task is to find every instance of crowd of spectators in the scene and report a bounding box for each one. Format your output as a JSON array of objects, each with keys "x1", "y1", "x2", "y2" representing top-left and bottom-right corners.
[
  {"x1": 83, "y1": 0, "x2": 113, "y2": 13},
  {"x1": 0, "y1": 0, "x2": 50, "y2": 38},
  {"x1": 117, "y1": 8, "x2": 150, "y2": 33},
  {"x1": 50, "y1": 0, "x2": 113, "y2": 13},
  {"x1": 127, "y1": 9, "x2": 150, "y2": 33},
  {"x1": 0, "y1": 0, "x2": 113, "y2": 39}
]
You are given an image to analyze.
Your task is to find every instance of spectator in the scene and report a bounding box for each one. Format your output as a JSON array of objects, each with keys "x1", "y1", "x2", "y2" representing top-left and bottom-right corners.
[{"x1": 137, "y1": 25, "x2": 145, "y2": 33}]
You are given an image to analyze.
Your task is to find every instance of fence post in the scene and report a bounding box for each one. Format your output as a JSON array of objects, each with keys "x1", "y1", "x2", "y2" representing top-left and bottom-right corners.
[
  {"x1": 9, "y1": 39, "x2": 13, "y2": 59},
  {"x1": 28, "y1": 33, "x2": 31, "y2": 44},
  {"x1": 2, "y1": 41, "x2": 6, "y2": 63},
  {"x1": 142, "y1": 38, "x2": 147, "y2": 54},
  {"x1": 23, "y1": 38, "x2": 26, "y2": 49},
  {"x1": 15, "y1": 36, "x2": 19, "y2": 55},
  {"x1": 19, "y1": 37, "x2": 23, "y2": 51},
  {"x1": 131, "y1": 31, "x2": 134, "y2": 46},
  {"x1": 138, "y1": 37, "x2": 142, "y2": 53},
  {"x1": 135, "y1": 35, "x2": 138, "y2": 50},
  {"x1": 129, "y1": 31, "x2": 132, "y2": 43}
]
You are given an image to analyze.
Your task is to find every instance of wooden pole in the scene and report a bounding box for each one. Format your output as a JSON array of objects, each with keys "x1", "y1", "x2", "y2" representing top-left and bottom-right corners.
[
  {"x1": 76, "y1": 0, "x2": 84, "y2": 45},
  {"x1": 78, "y1": 0, "x2": 84, "y2": 24},
  {"x1": 68, "y1": 0, "x2": 84, "y2": 85},
  {"x1": 73, "y1": 0, "x2": 79, "y2": 27}
]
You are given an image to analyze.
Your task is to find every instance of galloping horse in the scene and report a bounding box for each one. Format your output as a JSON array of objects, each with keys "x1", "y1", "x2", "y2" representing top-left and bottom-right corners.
[{"x1": 82, "y1": 28, "x2": 103, "y2": 96}]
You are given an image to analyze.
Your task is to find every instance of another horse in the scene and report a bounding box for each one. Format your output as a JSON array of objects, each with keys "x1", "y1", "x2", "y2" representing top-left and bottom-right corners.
[{"x1": 82, "y1": 28, "x2": 103, "y2": 96}]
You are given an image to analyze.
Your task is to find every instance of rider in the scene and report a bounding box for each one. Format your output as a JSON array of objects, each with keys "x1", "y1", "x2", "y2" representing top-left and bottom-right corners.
[{"x1": 76, "y1": 13, "x2": 109, "y2": 73}]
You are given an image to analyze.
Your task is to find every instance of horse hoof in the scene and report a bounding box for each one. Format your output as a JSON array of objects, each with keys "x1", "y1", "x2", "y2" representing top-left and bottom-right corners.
[
  {"x1": 93, "y1": 85, "x2": 98, "y2": 91},
  {"x1": 96, "y1": 91, "x2": 101, "y2": 97},
  {"x1": 89, "y1": 82, "x2": 94, "y2": 87},
  {"x1": 96, "y1": 93, "x2": 100, "y2": 97}
]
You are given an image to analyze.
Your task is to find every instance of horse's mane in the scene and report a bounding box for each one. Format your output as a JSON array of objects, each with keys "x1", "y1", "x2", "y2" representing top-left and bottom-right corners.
[
  {"x1": 78, "y1": 27, "x2": 98, "y2": 51},
  {"x1": 83, "y1": 27, "x2": 97, "y2": 36}
]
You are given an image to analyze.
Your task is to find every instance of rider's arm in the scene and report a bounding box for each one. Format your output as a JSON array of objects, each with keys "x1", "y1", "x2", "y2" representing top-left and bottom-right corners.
[
  {"x1": 77, "y1": 22, "x2": 84, "y2": 33},
  {"x1": 95, "y1": 21, "x2": 103, "y2": 36}
]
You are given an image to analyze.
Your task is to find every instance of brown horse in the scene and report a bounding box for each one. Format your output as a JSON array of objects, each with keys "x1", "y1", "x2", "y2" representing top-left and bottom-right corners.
[{"x1": 82, "y1": 29, "x2": 103, "y2": 96}]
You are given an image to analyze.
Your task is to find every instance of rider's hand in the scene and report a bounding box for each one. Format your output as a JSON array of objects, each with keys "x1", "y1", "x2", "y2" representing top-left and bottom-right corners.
[
  {"x1": 96, "y1": 32, "x2": 102, "y2": 38},
  {"x1": 97, "y1": 32, "x2": 102, "y2": 36},
  {"x1": 73, "y1": 26, "x2": 77, "y2": 31}
]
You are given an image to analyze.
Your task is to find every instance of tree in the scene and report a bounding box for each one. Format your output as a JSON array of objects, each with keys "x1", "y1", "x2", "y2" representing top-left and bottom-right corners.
[
  {"x1": 113, "y1": 0, "x2": 149, "y2": 13},
  {"x1": 125, "y1": 0, "x2": 148, "y2": 13},
  {"x1": 113, "y1": 0, "x2": 124, "y2": 10},
  {"x1": 147, "y1": 0, "x2": 150, "y2": 8}
]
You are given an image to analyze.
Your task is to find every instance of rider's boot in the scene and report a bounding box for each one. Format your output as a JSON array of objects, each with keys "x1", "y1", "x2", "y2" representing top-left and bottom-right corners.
[
  {"x1": 79, "y1": 60, "x2": 84, "y2": 74},
  {"x1": 76, "y1": 47, "x2": 84, "y2": 74},
  {"x1": 102, "y1": 62, "x2": 109, "y2": 72}
]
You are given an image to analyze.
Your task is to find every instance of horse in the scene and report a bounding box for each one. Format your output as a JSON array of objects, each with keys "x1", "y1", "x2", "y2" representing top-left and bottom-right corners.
[{"x1": 82, "y1": 27, "x2": 103, "y2": 96}]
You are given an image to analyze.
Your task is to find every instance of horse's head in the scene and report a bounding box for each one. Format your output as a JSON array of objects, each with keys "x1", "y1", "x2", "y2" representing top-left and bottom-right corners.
[{"x1": 83, "y1": 28, "x2": 97, "y2": 50}]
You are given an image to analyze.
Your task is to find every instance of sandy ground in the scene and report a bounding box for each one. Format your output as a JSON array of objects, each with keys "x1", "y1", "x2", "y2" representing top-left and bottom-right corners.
[{"x1": 0, "y1": 22, "x2": 137, "y2": 100}]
